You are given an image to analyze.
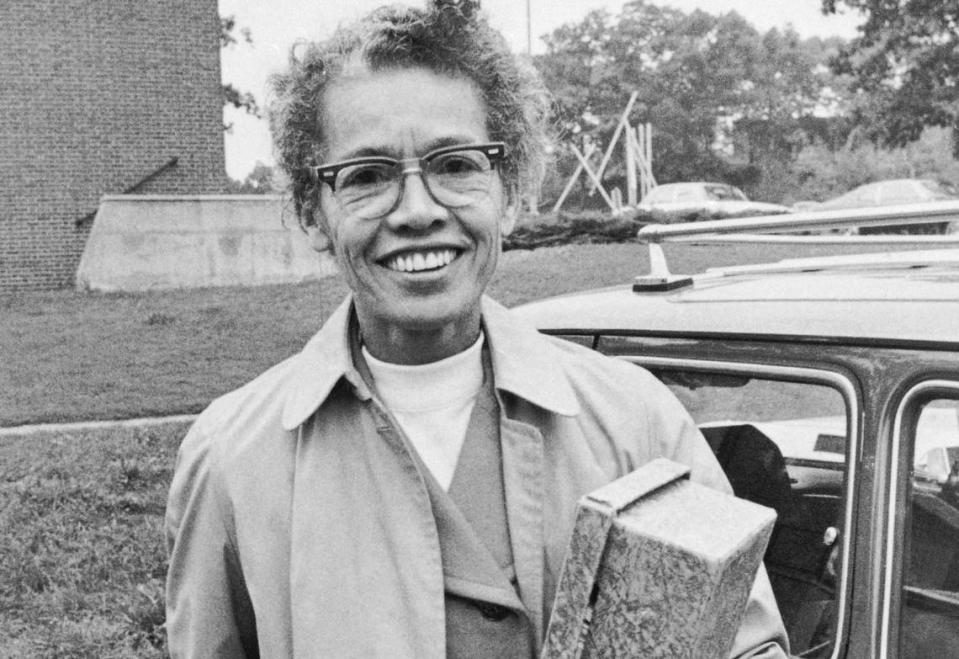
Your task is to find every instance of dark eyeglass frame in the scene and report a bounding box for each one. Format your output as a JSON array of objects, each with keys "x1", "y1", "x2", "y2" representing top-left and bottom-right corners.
[{"x1": 309, "y1": 142, "x2": 507, "y2": 192}]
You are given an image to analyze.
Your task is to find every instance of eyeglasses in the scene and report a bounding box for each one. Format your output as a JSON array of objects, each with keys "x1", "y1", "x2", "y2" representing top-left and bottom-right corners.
[{"x1": 311, "y1": 142, "x2": 506, "y2": 219}]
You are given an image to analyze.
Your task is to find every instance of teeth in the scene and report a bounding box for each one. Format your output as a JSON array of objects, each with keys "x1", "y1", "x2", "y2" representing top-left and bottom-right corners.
[{"x1": 385, "y1": 249, "x2": 456, "y2": 273}]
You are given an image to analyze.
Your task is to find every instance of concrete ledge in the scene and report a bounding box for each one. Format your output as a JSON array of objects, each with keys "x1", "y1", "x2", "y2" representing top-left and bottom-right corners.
[
  {"x1": 76, "y1": 195, "x2": 337, "y2": 291},
  {"x1": 0, "y1": 414, "x2": 197, "y2": 442}
]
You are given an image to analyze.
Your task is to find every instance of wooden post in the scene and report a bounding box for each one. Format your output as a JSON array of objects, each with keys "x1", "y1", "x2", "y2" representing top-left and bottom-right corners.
[
  {"x1": 625, "y1": 124, "x2": 637, "y2": 207},
  {"x1": 588, "y1": 91, "x2": 639, "y2": 194},
  {"x1": 571, "y1": 144, "x2": 619, "y2": 214},
  {"x1": 632, "y1": 124, "x2": 656, "y2": 199},
  {"x1": 611, "y1": 187, "x2": 623, "y2": 213},
  {"x1": 645, "y1": 122, "x2": 654, "y2": 195},
  {"x1": 526, "y1": 193, "x2": 539, "y2": 215},
  {"x1": 551, "y1": 142, "x2": 596, "y2": 214}
]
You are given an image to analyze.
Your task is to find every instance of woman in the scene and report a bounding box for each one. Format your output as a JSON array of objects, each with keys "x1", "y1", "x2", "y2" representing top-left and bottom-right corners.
[{"x1": 165, "y1": 2, "x2": 789, "y2": 656}]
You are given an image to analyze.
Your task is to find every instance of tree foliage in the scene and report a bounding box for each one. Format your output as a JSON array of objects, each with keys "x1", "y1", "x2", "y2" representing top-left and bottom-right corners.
[
  {"x1": 534, "y1": 0, "x2": 842, "y2": 205},
  {"x1": 790, "y1": 126, "x2": 959, "y2": 203},
  {"x1": 220, "y1": 15, "x2": 260, "y2": 126},
  {"x1": 225, "y1": 161, "x2": 277, "y2": 194},
  {"x1": 823, "y1": 0, "x2": 959, "y2": 155}
]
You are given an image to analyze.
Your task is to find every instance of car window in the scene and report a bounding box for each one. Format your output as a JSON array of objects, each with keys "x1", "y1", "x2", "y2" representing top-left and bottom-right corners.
[
  {"x1": 919, "y1": 179, "x2": 959, "y2": 197},
  {"x1": 900, "y1": 396, "x2": 959, "y2": 658},
  {"x1": 637, "y1": 364, "x2": 850, "y2": 659},
  {"x1": 705, "y1": 184, "x2": 747, "y2": 201}
]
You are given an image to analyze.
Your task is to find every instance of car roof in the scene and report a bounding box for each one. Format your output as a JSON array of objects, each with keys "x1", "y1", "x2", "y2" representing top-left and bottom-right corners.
[
  {"x1": 849, "y1": 178, "x2": 950, "y2": 192},
  {"x1": 514, "y1": 250, "x2": 959, "y2": 346},
  {"x1": 653, "y1": 181, "x2": 730, "y2": 189}
]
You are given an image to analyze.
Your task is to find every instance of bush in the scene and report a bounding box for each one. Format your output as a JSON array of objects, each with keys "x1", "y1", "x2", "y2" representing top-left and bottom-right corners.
[
  {"x1": 504, "y1": 206, "x2": 794, "y2": 251},
  {"x1": 504, "y1": 211, "x2": 647, "y2": 251}
]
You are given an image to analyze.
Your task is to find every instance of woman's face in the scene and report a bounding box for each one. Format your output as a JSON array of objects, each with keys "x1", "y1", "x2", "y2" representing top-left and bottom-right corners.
[{"x1": 313, "y1": 66, "x2": 517, "y2": 363}]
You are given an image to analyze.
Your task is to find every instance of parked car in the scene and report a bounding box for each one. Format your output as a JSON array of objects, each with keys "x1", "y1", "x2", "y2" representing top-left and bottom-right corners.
[
  {"x1": 514, "y1": 205, "x2": 959, "y2": 658},
  {"x1": 813, "y1": 178, "x2": 959, "y2": 211},
  {"x1": 914, "y1": 442, "x2": 959, "y2": 486},
  {"x1": 801, "y1": 179, "x2": 959, "y2": 233},
  {"x1": 636, "y1": 182, "x2": 791, "y2": 222}
]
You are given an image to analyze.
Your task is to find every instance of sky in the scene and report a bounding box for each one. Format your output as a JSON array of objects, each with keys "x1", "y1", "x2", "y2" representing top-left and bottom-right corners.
[{"x1": 218, "y1": 0, "x2": 864, "y2": 179}]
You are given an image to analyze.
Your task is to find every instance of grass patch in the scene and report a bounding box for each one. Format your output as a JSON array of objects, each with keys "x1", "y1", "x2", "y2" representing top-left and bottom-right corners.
[
  {"x1": 0, "y1": 240, "x2": 943, "y2": 654},
  {"x1": 0, "y1": 241, "x2": 938, "y2": 428},
  {"x1": 0, "y1": 421, "x2": 188, "y2": 657}
]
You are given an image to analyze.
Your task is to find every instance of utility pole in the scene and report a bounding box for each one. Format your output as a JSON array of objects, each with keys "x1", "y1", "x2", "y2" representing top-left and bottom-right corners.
[{"x1": 526, "y1": 0, "x2": 532, "y2": 54}]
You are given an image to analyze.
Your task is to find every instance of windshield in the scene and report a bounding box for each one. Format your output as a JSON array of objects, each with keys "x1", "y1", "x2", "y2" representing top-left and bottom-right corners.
[
  {"x1": 704, "y1": 184, "x2": 748, "y2": 201},
  {"x1": 920, "y1": 179, "x2": 959, "y2": 197}
]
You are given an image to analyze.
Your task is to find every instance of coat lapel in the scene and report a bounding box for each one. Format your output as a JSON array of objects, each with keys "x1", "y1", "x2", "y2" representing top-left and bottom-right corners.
[
  {"x1": 288, "y1": 395, "x2": 447, "y2": 658},
  {"x1": 499, "y1": 413, "x2": 547, "y2": 653}
]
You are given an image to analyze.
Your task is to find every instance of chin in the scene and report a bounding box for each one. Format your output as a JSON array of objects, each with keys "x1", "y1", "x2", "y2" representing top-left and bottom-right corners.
[{"x1": 390, "y1": 298, "x2": 479, "y2": 332}]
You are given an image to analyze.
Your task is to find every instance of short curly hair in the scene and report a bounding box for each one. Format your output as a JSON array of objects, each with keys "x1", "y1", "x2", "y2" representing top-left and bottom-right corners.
[{"x1": 267, "y1": 0, "x2": 552, "y2": 228}]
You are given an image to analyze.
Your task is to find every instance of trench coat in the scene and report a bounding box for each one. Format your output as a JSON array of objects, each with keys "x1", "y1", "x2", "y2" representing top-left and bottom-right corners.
[{"x1": 165, "y1": 295, "x2": 789, "y2": 658}]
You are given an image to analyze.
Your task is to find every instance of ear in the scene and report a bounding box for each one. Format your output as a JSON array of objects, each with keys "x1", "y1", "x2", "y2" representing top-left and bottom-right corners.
[
  {"x1": 499, "y1": 185, "x2": 520, "y2": 237},
  {"x1": 305, "y1": 211, "x2": 334, "y2": 254}
]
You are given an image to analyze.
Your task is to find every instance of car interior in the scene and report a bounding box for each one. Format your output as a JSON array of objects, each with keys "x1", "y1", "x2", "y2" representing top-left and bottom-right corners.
[
  {"x1": 899, "y1": 399, "x2": 959, "y2": 657},
  {"x1": 650, "y1": 368, "x2": 847, "y2": 658},
  {"x1": 653, "y1": 371, "x2": 959, "y2": 658}
]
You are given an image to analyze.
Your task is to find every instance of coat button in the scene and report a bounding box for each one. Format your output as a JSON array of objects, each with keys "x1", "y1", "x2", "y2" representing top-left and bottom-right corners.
[{"x1": 475, "y1": 602, "x2": 510, "y2": 621}]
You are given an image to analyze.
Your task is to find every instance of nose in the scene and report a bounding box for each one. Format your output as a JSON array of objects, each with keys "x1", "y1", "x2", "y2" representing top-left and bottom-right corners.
[{"x1": 383, "y1": 167, "x2": 449, "y2": 232}]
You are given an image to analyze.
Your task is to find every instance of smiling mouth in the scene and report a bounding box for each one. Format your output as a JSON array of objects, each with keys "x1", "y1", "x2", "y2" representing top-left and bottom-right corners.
[{"x1": 381, "y1": 248, "x2": 460, "y2": 273}]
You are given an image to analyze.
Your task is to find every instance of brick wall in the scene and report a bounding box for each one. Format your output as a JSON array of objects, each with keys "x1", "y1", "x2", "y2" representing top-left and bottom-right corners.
[{"x1": 0, "y1": 0, "x2": 227, "y2": 291}]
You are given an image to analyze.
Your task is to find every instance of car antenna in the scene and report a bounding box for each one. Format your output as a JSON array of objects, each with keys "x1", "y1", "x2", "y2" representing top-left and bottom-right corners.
[{"x1": 632, "y1": 231, "x2": 694, "y2": 292}]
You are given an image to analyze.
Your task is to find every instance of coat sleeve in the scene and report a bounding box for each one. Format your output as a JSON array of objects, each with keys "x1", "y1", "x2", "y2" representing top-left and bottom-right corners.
[
  {"x1": 165, "y1": 422, "x2": 259, "y2": 658},
  {"x1": 640, "y1": 370, "x2": 791, "y2": 659}
]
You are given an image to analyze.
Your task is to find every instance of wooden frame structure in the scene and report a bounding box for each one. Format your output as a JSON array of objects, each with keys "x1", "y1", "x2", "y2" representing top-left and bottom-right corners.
[{"x1": 552, "y1": 92, "x2": 657, "y2": 214}]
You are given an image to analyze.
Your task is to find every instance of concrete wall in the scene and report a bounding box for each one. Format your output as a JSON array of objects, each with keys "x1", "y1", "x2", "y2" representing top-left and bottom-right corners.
[
  {"x1": 76, "y1": 196, "x2": 337, "y2": 292},
  {"x1": 1, "y1": 0, "x2": 226, "y2": 291}
]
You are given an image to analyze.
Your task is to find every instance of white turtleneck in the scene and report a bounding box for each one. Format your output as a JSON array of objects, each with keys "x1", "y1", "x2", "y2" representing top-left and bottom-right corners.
[{"x1": 362, "y1": 334, "x2": 485, "y2": 490}]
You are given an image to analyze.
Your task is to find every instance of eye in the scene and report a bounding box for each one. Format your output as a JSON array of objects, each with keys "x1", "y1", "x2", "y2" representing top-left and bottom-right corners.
[
  {"x1": 430, "y1": 151, "x2": 489, "y2": 177},
  {"x1": 337, "y1": 163, "x2": 395, "y2": 190}
]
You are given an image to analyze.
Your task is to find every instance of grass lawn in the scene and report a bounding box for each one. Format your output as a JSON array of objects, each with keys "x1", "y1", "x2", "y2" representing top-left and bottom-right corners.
[
  {"x1": 0, "y1": 422, "x2": 186, "y2": 657},
  {"x1": 0, "y1": 240, "x2": 925, "y2": 428},
  {"x1": 0, "y1": 239, "x2": 937, "y2": 655}
]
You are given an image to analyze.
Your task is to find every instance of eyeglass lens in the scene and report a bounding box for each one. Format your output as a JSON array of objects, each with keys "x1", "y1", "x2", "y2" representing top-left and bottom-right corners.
[{"x1": 334, "y1": 149, "x2": 494, "y2": 218}]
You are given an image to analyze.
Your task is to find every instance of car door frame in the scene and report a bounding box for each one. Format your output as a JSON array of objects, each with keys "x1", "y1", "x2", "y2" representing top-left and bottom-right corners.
[
  {"x1": 880, "y1": 379, "x2": 959, "y2": 657},
  {"x1": 586, "y1": 337, "x2": 862, "y2": 659},
  {"x1": 581, "y1": 332, "x2": 959, "y2": 658}
]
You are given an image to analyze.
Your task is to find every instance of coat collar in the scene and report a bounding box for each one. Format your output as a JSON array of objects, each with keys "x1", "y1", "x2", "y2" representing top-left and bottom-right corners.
[{"x1": 281, "y1": 295, "x2": 580, "y2": 431}]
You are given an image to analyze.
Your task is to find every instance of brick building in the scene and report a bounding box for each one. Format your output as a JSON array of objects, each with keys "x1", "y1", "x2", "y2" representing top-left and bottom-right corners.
[{"x1": 0, "y1": 0, "x2": 226, "y2": 291}]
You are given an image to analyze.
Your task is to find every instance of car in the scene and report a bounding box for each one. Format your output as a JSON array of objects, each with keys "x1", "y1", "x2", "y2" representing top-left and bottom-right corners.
[
  {"x1": 914, "y1": 442, "x2": 959, "y2": 486},
  {"x1": 814, "y1": 179, "x2": 959, "y2": 211},
  {"x1": 514, "y1": 202, "x2": 959, "y2": 658},
  {"x1": 803, "y1": 179, "x2": 959, "y2": 233},
  {"x1": 635, "y1": 181, "x2": 791, "y2": 221}
]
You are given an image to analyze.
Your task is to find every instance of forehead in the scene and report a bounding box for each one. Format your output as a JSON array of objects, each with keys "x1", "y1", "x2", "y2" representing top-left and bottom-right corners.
[{"x1": 319, "y1": 66, "x2": 490, "y2": 161}]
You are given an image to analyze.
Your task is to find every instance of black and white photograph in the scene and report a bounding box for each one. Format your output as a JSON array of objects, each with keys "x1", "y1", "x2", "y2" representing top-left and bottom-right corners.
[{"x1": 2, "y1": 0, "x2": 958, "y2": 656}]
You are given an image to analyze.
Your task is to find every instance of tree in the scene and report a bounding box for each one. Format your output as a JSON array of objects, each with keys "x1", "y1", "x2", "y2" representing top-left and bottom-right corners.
[
  {"x1": 823, "y1": 0, "x2": 959, "y2": 155},
  {"x1": 220, "y1": 15, "x2": 260, "y2": 128},
  {"x1": 535, "y1": 0, "x2": 842, "y2": 205},
  {"x1": 730, "y1": 32, "x2": 847, "y2": 161},
  {"x1": 790, "y1": 125, "x2": 959, "y2": 204},
  {"x1": 225, "y1": 161, "x2": 277, "y2": 194}
]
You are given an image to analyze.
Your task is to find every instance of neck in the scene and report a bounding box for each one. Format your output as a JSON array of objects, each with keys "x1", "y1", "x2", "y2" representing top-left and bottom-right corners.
[{"x1": 357, "y1": 310, "x2": 482, "y2": 366}]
